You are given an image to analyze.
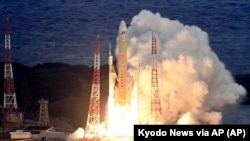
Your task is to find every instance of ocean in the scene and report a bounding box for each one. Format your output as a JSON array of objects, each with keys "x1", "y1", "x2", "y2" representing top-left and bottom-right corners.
[
  {"x1": 222, "y1": 105, "x2": 250, "y2": 124},
  {"x1": 0, "y1": 0, "x2": 249, "y2": 74}
]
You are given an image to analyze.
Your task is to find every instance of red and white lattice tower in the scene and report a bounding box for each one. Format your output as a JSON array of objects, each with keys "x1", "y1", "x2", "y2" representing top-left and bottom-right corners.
[
  {"x1": 85, "y1": 35, "x2": 100, "y2": 138},
  {"x1": 2, "y1": 17, "x2": 21, "y2": 126},
  {"x1": 150, "y1": 32, "x2": 162, "y2": 124}
]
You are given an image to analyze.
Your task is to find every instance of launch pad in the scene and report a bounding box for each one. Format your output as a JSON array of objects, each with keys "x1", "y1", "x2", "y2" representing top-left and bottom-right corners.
[
  {"x1": 0, "y1": 18, "x2": 161, "y2": 141},
  {"x1": 82, "y1": 21, "x2": 139, "y2": 141},
  {"x1": 82, "y1": 136, "x2": 133, "y2": 141},
  {"x1": 86, "y1": 20, "x2": 162, "y2": 140},
  {"x1": 1, "y1": 10, "x2": 246, "y2": 141}
]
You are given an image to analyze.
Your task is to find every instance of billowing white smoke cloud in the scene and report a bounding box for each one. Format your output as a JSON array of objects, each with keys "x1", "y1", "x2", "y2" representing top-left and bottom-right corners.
[{"x1": 116, "y1": 10, "x2": 246, "y2": 124}]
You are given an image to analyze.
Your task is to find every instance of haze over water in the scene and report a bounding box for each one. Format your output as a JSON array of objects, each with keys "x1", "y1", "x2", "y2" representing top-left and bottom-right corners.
[{"x1": 0, "y1": 0, "x2": 249, "y2": 74}]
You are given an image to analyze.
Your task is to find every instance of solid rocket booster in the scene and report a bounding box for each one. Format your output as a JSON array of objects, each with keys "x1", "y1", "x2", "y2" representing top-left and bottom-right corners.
[
  {"x1": 108, "y1": 42, "x2": 114, "y2": 97},
  {"x1": 116, "y1": 20, "x2": 128, "y2": 106}
]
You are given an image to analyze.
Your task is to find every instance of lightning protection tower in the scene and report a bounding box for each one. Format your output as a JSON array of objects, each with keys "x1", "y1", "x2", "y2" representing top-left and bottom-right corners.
[
  {"x1": 85, "y1": 35, "x2": 100, "y2": 138},
  {"x1": 2, "y1": 17, "x2": 21, "y2": 127},
  {"x1": 150, "y1": 32, "x2": 163, "y2": 124},
  {"x1": 38, "y1": 98, "x2": 50, "y2": 126}
]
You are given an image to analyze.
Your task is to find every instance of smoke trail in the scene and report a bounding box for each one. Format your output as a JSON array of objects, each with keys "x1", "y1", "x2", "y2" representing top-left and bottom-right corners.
[{"x1": 116, "y1": 10, "x2": 246, "y2": 124}]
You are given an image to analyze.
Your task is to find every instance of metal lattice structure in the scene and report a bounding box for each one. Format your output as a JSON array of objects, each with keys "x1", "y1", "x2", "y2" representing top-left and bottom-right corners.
[
  {"x1": 85, "y1": 35, "x2": 100, "y2": 138},
  {"x1": 150, "y1": 32, "x2": 163, "y2": 124},
  {"x1": 38, "y1": 98, "x2": 50, "y2": 126},
  {"x1": 2, "y1": 17, "x2": 21, "y2": 126}
]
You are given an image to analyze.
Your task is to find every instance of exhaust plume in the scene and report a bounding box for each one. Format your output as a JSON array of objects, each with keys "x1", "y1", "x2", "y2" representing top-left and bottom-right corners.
[
  {"x1": 116, "y1": 10, "x2": 246, "y2": 124},
  {"x1": 67, "y1": 128, "x2": 84, "y2": 141}
]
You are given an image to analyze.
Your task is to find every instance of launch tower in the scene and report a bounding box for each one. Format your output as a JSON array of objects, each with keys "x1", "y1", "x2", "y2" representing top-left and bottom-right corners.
[
  {"x1": 2, "y1": 17, "x2": 21, "y2": 128},
  {"x1": 150, "y1": 32, "x2": 162, "y2": 124},
  {"x1": 85, "y1": 35, "x2": 101, "y2": 138},
  {"x1": 38, "y1": 98, "x2": 50, "y2": 126}
]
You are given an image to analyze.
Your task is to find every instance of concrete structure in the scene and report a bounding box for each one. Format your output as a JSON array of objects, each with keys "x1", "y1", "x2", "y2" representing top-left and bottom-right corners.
[
  {"x1": 9, "y1": 130, "x2": 31, "y2": 139},
  {"x1": 38, "y1": 131, "x2": 68, "y2": 141},
  {"x1": 23, "y1": 126, "x2": 55, "y2": 139}
]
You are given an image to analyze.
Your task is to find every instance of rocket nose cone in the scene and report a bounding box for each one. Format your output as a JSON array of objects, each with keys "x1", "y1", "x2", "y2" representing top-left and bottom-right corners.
[{"x1": 119, "y1": 20, "x2": 127, "y2": 34}]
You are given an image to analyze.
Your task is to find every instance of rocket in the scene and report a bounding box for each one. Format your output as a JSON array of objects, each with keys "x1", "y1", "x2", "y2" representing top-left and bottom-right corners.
[
  {"x1": 116, "y1": 20, "x2": 128, "y2": 106},
  {"x1": 107, "y1": 20, "x2": 139, "y2": 136}
]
